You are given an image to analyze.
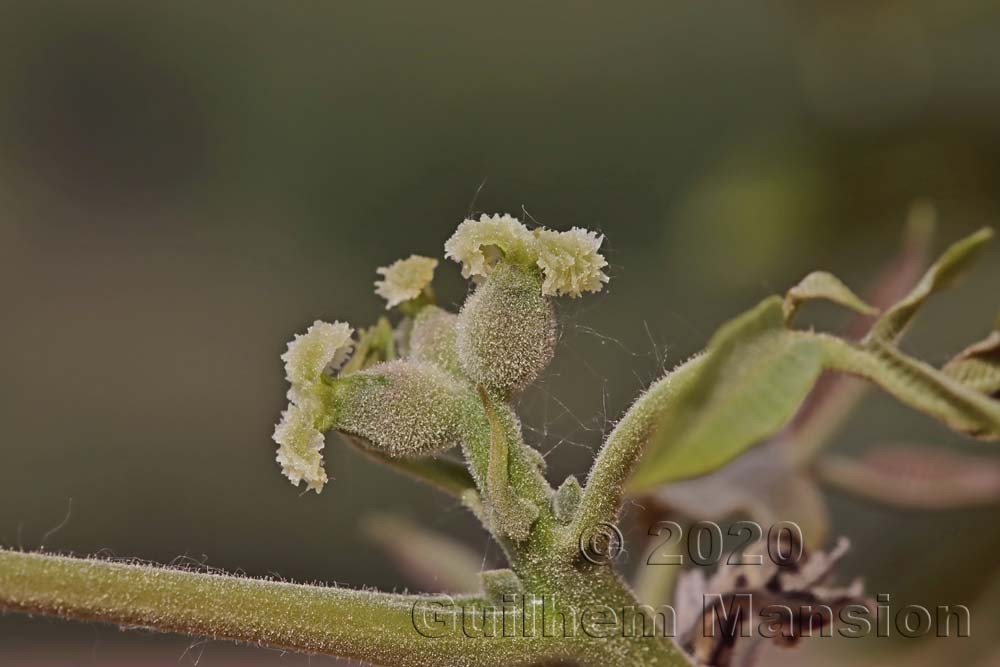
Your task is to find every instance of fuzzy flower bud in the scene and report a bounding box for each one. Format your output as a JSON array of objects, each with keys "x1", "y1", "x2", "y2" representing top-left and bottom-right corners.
[
  {"x1": 374, "y1": 255, "x2": 438, "y2": 309},
  {"x1": 456, "y1": 262, "x2": 557, "y2": 396},
  {"x1": 408, "y1": 305, "x2": 463, "y2": 377},
  {"x1": 333, "y1": 360, "x2": 469, "y2": 457}
]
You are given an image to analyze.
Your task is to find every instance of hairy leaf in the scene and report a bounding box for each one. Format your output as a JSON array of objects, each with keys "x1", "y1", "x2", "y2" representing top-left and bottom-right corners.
[
  {"x1": 627, "y1": 228, "x2": 997, "y2": 490},
  {"x1": 628, "y1": 297, "x2": 826, "y2": 490},
  {"x1": 865, "y1": 227, "x2": 993, "y2": 344},
  {"x1": 815, "y1": 335, "x2": 1000, "y2": 440},
  {"x1": 343, "y1": 434, "x2": 477, "y2": 499},
  {"x1": 630, "y1": 300, "x2": 1000, "y2": 490},
  {"x1": 943, "y1": 329, "x2": 1000, "y2": 396},
  {"x1": 783, "y1": 271, "x2": 877, "y2": 324},
  {"x1": 784, "y1": 216, "x2": 933, "y2": 461}
]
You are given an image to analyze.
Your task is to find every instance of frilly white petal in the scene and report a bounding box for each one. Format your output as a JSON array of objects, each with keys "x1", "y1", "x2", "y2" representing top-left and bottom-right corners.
[
  {"x1": 374, "y1": 255, "x2": 438, "y2": 309},
  {"x1": 534, "y1": 227, "x2": 609, "y2": 297},
  {"x1": 276, "y1": 320, "x2": 352, "y2": 493},
  {"x1": 445, "y1": 214, "x2": 609, "y2": 297},
  {"x1": 281, "y1": 320, "x2": 354, "y2": 386},
  {"x1": 444, "y1": 214, "x2": 536, "y2": 280},
  {"x1": 273, "y1": 403, "x2": 328, "y2": 492}
]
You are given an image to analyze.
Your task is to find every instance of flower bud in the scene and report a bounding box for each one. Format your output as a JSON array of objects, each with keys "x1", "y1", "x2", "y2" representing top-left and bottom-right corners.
[
  {"x1": 552, "y1": 475, "x2": 583, "y2": 524},
  {"x1": 456, "y1": 261, "x2": 557, "y2": 396},
  {"x1": 408, "y1": 306, "x2": 462, "y2": 377},
  {"x1": 332, "y1": 360, "x2": 469, "y2": 458},
  {"x1": 480, "y1": 569, "x2": 524, "y2": 602}
]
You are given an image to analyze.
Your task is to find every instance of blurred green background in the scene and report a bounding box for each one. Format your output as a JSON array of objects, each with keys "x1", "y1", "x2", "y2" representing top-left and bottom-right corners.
[{"x1": 1, "y1": 1, "x2": 999, "y2": 664}]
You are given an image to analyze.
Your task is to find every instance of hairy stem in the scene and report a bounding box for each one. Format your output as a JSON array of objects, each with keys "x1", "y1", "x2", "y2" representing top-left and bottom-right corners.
[
  {"x1": 0, "y1": 550, "x2": 571, "y2": 667},
  {"x1": 459, "y1": 391, "x2": 557, "y2": 564},
  {"x1": 0, "y1": 550, "x2": 691, "y2": 667},
  {"x1": 565, "y1": 355, "x2": 707, "y2": 558}
]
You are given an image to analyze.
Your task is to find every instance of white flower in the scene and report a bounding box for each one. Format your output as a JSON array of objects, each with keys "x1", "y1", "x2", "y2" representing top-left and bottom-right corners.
[
  {"x1": 534, "y1": 227, "x2": 609, "y2": 297},
  {"x1": 444, "y1": 214, "x2": 536, "y2": 280},
  {"x1": 273, "y1": 404, "x2": 328, "y2": 492},
  {"x1": 374, "y1": 255, "x2": 438, "y2": 309},
  {"x1": 444, "y1": 214, "x2": 609, "y2": 297},
  {"x1": 281, "y1": 320, "x2": 354, "y2": 387},
  {"x1": 275, "y1": 319, "x2": 353, "y2": 493}
]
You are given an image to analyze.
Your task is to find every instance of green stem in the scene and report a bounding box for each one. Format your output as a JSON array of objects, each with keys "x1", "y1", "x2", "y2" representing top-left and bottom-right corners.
[
  {"x1": 0, "y1": 550, "x2": 691, "y2": 667},
  {"x1": 478, "y1": 385, "x2": 542, "y2": 542},
  {"x1": 0, "y1": 550, "x2": 568, "y2": 667},
  {"x1": 459, "y1": 391, "x2": 557, "y2": 564},
  {"x1": 566, "y1": 355, "x2": 706, "y2": 558}
]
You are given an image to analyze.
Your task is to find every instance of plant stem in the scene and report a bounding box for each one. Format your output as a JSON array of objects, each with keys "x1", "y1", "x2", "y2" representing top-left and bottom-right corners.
[
  {"x1": 0, "y1": 549, "x2": 692, "y2": 666},
  {"x1": 566, "y1": 355, "x2": 706, "y2": 558},
  {"x1": 0, "y1": 550, "x2": 568, "y2": 667},
  {"x1": 459, "y1": 392, "x2": 557, "y2": 557}
]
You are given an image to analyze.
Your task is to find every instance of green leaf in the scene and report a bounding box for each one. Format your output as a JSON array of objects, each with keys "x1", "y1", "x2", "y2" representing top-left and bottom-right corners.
[
  {"x1": 628, "y1": 297, "x2": 826, "y2": 491},
  {"x1": 865, "y1": 227, "x2": 994, "y2": 344},
  {"x1": 815, "y1": 334, "x2": 1000, "y2": 440},
  {"x1": 629, "y1": 292, "x2": 1000, "y2": 492},
  {"x1": 785, "y1": 217, "x2": 934, "y2": 463},
  {"x1": 343, "y1": 434, "x2": 477, "y2": 499},
  {"x1": 783, "y1": 271, "x2": 877, "y2": 324},
  {"x1": 943, "y1": 330, "x2": 1000, "y2": 396}
]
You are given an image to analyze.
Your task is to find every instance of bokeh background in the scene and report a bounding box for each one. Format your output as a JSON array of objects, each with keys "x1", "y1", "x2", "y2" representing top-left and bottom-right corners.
[{"x1": 1, "y1": 1, "x2": 999, "y2": 664}]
